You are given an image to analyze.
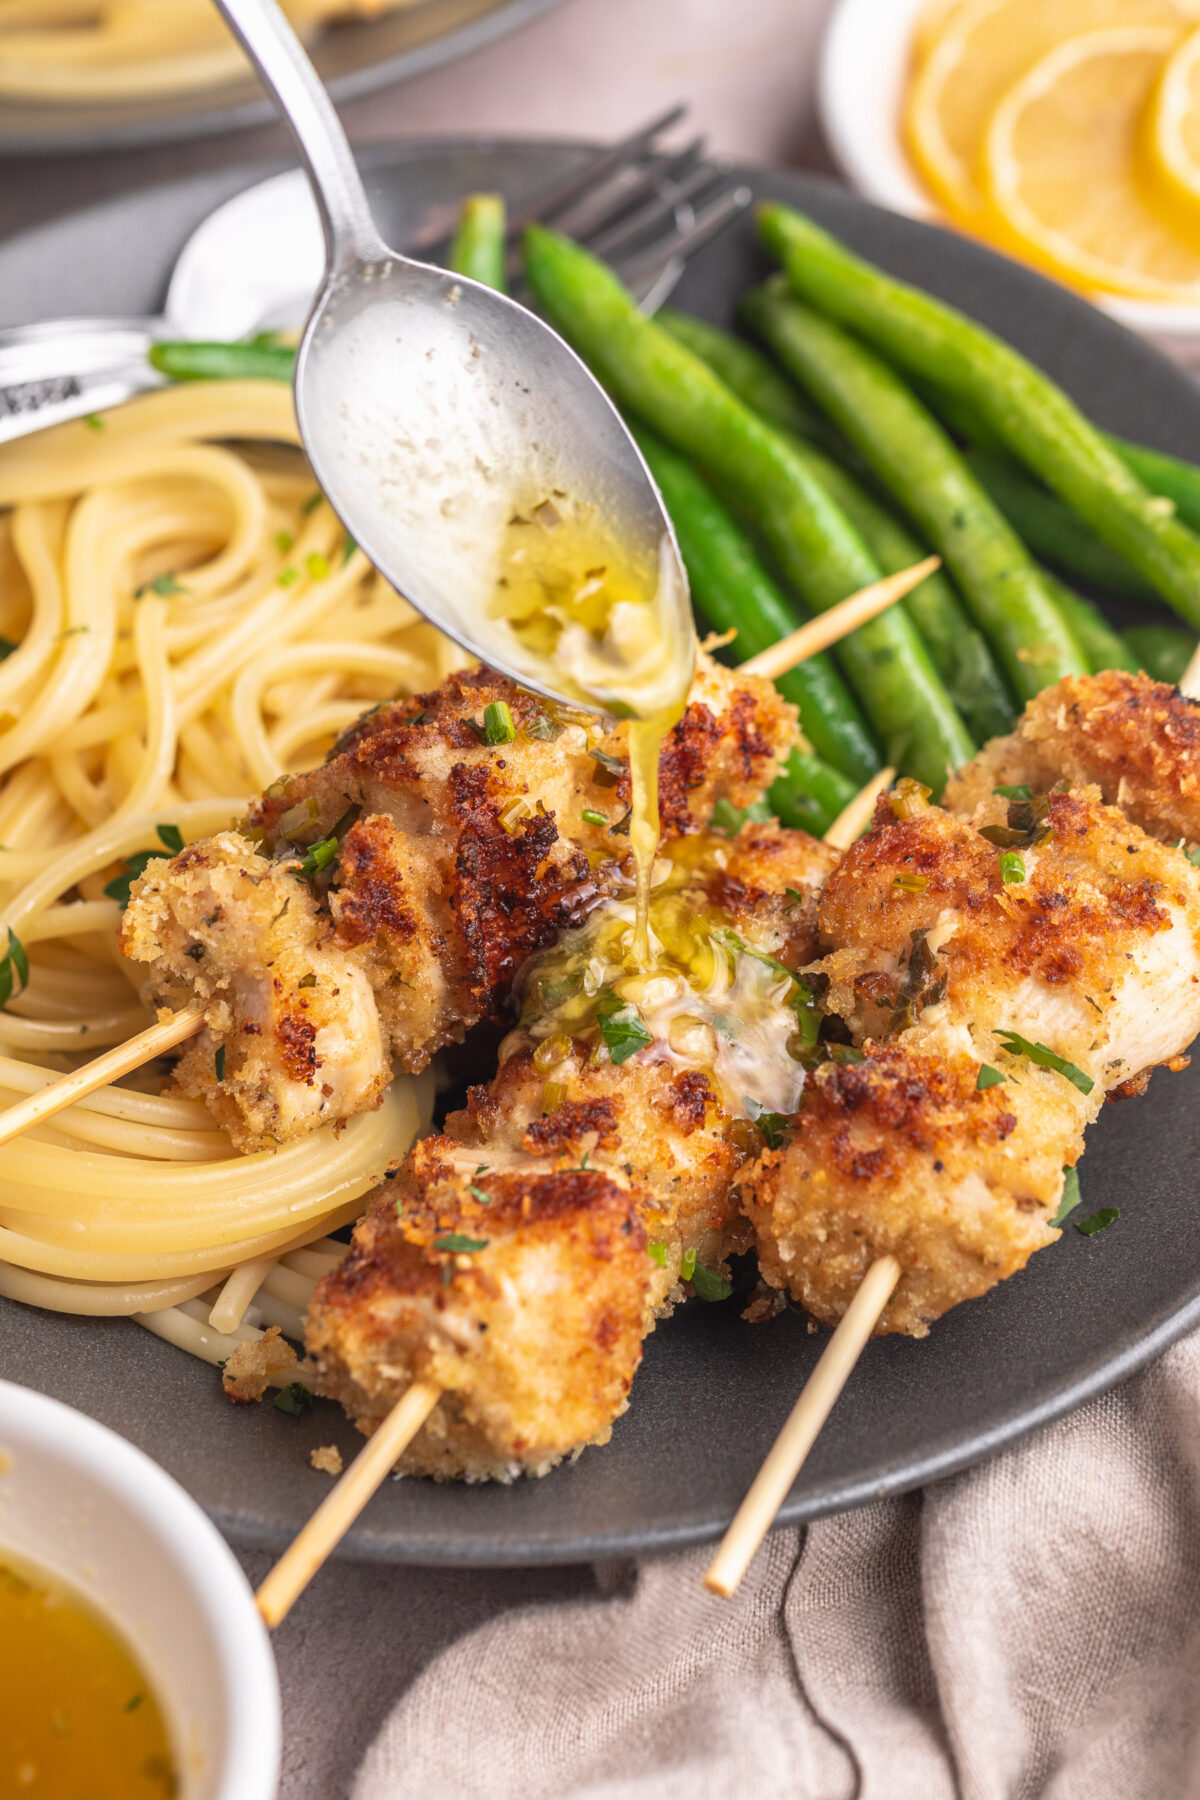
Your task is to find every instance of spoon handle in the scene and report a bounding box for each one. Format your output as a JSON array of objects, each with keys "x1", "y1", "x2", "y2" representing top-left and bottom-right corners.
[{"x1": 213, "y1": 0, "x2": 386, "y2": 272}]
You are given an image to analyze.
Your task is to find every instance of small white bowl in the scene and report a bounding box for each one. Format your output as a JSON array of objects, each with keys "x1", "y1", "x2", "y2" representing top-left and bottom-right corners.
[
  {"x1": 818, "y1": 0, "x2": 1200, "y2": 345},
  {"x1": 0, "y1": 1378, "x2": 280, "y2": 1800}
]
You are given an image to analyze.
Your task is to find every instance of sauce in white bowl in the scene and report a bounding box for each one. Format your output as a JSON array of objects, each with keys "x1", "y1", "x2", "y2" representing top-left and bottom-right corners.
[{"x1": 0, "y1": 1379, "x2": 279, "y2": 1800}]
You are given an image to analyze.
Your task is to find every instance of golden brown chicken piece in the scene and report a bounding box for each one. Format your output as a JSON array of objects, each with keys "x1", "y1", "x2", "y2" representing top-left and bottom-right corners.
[
  {"x1": 308, "y1": 1146, "x2": 654, "y2": 1481},
  {"x1": 946, "y1": 669, "x2": 1200, "y2": 844},
  {"x1": 308, "y1": 821, "x2": 836, "y2": 1476},
  {"x1": 121, "y1": 654, "x2": 797, "y2": 1153},
  {"x1": 740, "y1": 1043, "x2": 1080, "y2": 1336},
  {"x1": 741, "y1": 774, "x2": 1200, "y2": 1336}
]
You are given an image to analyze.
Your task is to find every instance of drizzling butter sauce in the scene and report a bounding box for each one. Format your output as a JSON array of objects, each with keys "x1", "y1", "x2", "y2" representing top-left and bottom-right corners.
[{"x1": 482, "y1": 491, "x2": 694, "y2": 960}]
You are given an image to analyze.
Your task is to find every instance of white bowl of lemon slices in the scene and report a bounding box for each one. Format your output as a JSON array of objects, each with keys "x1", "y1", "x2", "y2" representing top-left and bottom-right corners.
[{"x1": 820, "y1": 0, "x2": 1200, "y2": 341}]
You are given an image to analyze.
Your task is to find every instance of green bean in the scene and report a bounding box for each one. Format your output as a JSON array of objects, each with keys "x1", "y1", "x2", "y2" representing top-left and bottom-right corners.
[
  {"x1": 524, "y1": 226, "x2": 974, "y2": 792},
  {"x1": 965, "y1": 446, "x2": 1154, "y2": 600},
  {"x1": 657, "y1": 309, "x2": 826, "y2": 438},
  {"x1": 758, "y1": 202, "x2": 1200, "y2": 633},
  {"x1": 741, "y1": 280, "x2": 1085, "y2": 701},
  {"x1": 1110, "y1": 437, "x2": 1200, "y2": 538},
  {"x1": 1037, "y1": 573, "x2": 1138, "y2": 674},
  {"x1": 447, "y1": 193, "x2": 507, "y2": 293},
  {"x1": 771, "y1": 746, "x2": 854, "y2": 836},
  {"x1": 660, "y1": 313, "x2": 1014, "y2": 741},
  {"x1": 148, "y1": 338, "x2": 295, "y2": 383},
  {"x1": 629, "y1": 422, "x2": 854, "y2": 827},
  {"x1": 1123, "y1": 623, "x2": 1197, "y2": 685}
]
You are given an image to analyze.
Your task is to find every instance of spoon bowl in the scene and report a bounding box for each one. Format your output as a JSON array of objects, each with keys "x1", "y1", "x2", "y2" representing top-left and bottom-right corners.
[{"x1": 216, "y1": 0, "x2": 693, "y2": 719}]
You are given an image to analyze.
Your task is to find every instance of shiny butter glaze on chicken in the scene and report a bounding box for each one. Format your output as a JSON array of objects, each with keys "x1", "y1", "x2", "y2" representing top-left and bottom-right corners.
[
  {"x1": 307, "y1": 821, "x2": 836, "y2": 1476},
  {"x1": 120, "y1": 654, "x2": 796, "y2": 1152}
]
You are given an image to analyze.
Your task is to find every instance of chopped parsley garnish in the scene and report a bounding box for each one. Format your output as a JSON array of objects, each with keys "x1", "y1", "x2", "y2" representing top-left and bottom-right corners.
[
  {"x1": 999, "y1": 852, "x2": 1026, "y2": 884},
  {"x1": 301, "y1": 489, "x2": 323, "y2": 515},
  {"x1": 482, "y1": 700, "x2": 516, "y2": 745},
  {"x1": 273, "y1": 1382, "x2": 314, "y2": 1416},
  {"x1": 1051, "y1": 1165, "x2": 1081, "y2": 1226},
  {"x1": 747, "y1": 1103, "x2": 788, "y2": 1149},
  {"x1": 994, "y1": 1030, "x2": 1094, "y2": 1095},
  {"x1": 0, "y1": 927, "x2": 29, "y2": 1010},
  {"x1": 1076, "y1": 1206, "x2": 1119, "y2": 1237},
  {"x1": 993, "y1": 784, "x2": 1032, "y2": 801},
  {"x1": 783, "y1": 887, "x2": 807, "y2": 908},
  {"x1": 522, "y1": 711, "x2": 562, "y2": 742},
  {"x1": 277, "y1": 566, "x2": 300, "y2": 588},
  {"x1": 466, "y1": 1185, "x2": 492, "y2": 1206},
  {"x1": 434, "y1": 1233, "x2": 489, "y2": 1254},
  {"x1": 828, "y1": 1043, "x2": 867, "y2": 1066},
  {"x1": 647, "y1": 1241, "x2": 669, "y2": 1268},
  {"x1": 0, "y1": 635, "x2": 15, "y2": 661},
  {"x1": 595, "y1": 988, "x2": 653, "y2": 1064},
  {"x1": 711, "y1": 796, "x2": 773, "y2": 836},
  {"x1": 1188, "y1": 846, "x2": 1200, "y2": 869},
  {"x1": 976, "y1": 1064, "x2": 1005, "y2": 1090},
  {"x1": 298, "y1": 835, "x2": 339, "y2": 879},
  {"x1": 83, "y1": 412, "x2": 105, "y2": 431},
  {"x1": 306, "y1": 551, "x2": 330, "y2": 580},
  {"x1": 274, "y1": 530, "x2": 294, "y2": 553},
  {"x1": 102, "y1": 823, "x2": 184, "y2": 906},
  {"x1": 134, "y1": 572, "x2": 188, "y2": 598},
  {"x1": 589, "y1": 747, "x2": 626, "y2": 784},
  {"x1": 342, "y1": 534, "x2": 358, "y2": 566},
  {"x1": 124, "y1": 1692, "x2": 145, "y2": 1712},
  {"x1": 214, "y1": 1045, "x2": 226, "y2": 1082},
  {"x1": 581, "y1": 808, "x2": 608, "y2": 826},
  {"x1": 691, "y1": 1261, "x2": 733, "y2": 1302}
]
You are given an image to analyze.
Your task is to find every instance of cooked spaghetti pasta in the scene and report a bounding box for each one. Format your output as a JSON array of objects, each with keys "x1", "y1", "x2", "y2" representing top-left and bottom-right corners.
[
  {"x1": 0, "y1": 0, "x2": 423, "y2": 103},
  {"x1": 0, "y1": 380, "x2": 456, "y2": 1345}
]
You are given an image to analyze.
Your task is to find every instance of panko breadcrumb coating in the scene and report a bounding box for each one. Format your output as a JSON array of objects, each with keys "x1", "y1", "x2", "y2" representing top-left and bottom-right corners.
[
  {"x1": 946, "y1": 669, "x2": 1200, "y2": 844},
  {"x1": 121, "y1": 654, "x2": 797, "y2": 1152},
  {"x1": 221, "y1": 1325, "x2": 297, "y2": 1402}
]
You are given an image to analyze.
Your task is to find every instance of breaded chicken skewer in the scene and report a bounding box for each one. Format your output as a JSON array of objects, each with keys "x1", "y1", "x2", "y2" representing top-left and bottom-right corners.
[
  {"x1": 0, "y1": 565, "x2": 928, "y2": 1159},
  {"x1": 256, "y1": 815, "x2": 840, "y2": 1624},
  {"x1": 708, "y1": 671, "x2": 1200, "y2": 1596}
]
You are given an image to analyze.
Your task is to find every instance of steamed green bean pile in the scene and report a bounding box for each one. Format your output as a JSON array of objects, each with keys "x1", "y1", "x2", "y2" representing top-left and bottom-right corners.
[{"x1": 148, "y1": 191, "x2": 1200, "y2": 836}]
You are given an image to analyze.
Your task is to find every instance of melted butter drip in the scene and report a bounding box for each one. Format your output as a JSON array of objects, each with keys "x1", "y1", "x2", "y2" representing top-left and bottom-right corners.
[
  {"x1": 486, "y1": 493, "x2": 693, "y2": 963},
  {"x1": 515, "y1": 869, "x2": 811, "y2": 1122}
]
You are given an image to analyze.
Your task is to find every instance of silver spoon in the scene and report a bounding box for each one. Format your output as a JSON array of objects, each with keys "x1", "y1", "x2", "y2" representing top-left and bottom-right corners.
[{"x1": 213, "y1": 0, "x2": 694, "y2": 718}]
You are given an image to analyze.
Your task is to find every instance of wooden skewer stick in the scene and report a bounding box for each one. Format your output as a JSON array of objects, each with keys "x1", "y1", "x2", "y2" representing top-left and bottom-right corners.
[
  {"x1": 1179, "y1": 640, "x2": 1200, "y2": 700},
  {"x1": 0, "y1": 1000, "x2": 205, "y2": 1149},
  {"x1": 704, "y1": 1254, "x2": 902, "y2": 1599},
  {"x1": 739, "y1": 557, "x2": 940, "y2": 682},
  {"x1": 256, "y1": 1380, "x2": 441, "y2": 1629},
  {"x1": 0, "y1": 562, "x2": 924, "y2": 1152},
  {"x1": 823, "y1": 765, "x2": 896, "y2": 853}
]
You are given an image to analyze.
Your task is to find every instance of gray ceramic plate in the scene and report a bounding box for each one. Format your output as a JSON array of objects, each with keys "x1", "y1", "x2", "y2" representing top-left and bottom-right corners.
[
  {"x1": 0, "y1": 0, "x2": 564, "y2": 156},
  {"x1": 4, "y1": 140, "x2": 1200, "y2": 1566}
]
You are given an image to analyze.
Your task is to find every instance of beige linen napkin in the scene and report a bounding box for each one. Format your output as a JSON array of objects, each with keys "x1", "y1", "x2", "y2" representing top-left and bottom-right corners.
[{"x1": 355, "y1": 1326, "x2": 1200, "y2": 1799}]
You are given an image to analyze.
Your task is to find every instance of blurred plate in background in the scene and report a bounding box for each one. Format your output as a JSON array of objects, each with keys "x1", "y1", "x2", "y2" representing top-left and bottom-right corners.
[{"x1": 0, "y1": 0, "x2": 565, "y2": 156}]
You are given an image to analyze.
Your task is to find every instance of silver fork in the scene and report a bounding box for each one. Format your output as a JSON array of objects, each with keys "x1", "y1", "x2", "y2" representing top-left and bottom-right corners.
[{"x1": 0, "y1": 108, "x2": 750, "y2": 446}]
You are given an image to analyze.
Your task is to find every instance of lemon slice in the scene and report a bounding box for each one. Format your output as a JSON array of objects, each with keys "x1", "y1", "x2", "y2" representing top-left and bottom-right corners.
[
  {"x1": 1147, "y1": 24, "x2": 1200, "y2": 222},
  {"x1": 905, "y1": 0, "x2": 1196, "y2": 225},
  {"x1": 983, "y1": 26, "x2": 1200, "y2": 300}
]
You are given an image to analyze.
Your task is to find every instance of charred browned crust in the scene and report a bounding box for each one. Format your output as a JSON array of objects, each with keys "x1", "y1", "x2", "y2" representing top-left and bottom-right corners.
[{"x1": 522, "y1": 1095, "x2": 622, "y2": 1155}]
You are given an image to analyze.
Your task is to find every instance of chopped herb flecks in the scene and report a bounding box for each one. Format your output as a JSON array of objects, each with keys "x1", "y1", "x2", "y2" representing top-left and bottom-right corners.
[
  {"x1": 595, "y1": 989, "x2": 652, "y2": 1064},
  {"x1": 134, "y1": 571, "x2": 188, "y2": 598},
  {"x1": 1051, "y1": 1165, "x2": 1081, "y2": 1226},
  {"x1": 1000, "y1": 852, "x2": 1026, "y2": 884},
  {"x1": 994, "y1": 1030, "x2": 1094, "y2": 1095},
  {"x1": 273, "y1": 1382, "x2": 314, "y2": 1416},
  {"x1": 691, "y1": 1262, "x2": 733, "y2": 1302},
  {"x1": 0, "y1": 927, "x2": 29, "y2": 1010},
  {"x1": 976, "y1": 1065, "x2": 1005, "y2": 1091},
  {"x1": 993, "y1": 784, "x2": 1032, "y2": 801},
  {"x1": 647, "y1": 1241, "x2": 669, "y2": 1268},
  {"x1": 1076, "y1": 1207, "x2": 1119, "y2": 1238},
  {"x1": 581, "y1": 808, "x2": 608, "y2": 826},
  {"x1": 466, "y1": 1185, "x2": 493, "y2": 1206},
  {"x1": 482, "y1": 700, "x2": 516, "y2": 745},
  {"x1": 434, "y1": 1233, "x2": 489, "y2": 1254},
  {"x1": 214, "y1": 1045, "x2": 226, "y2": 1083},
  {"x1": 711, "y1": 796, "x2": 773, "y2": 836}
]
